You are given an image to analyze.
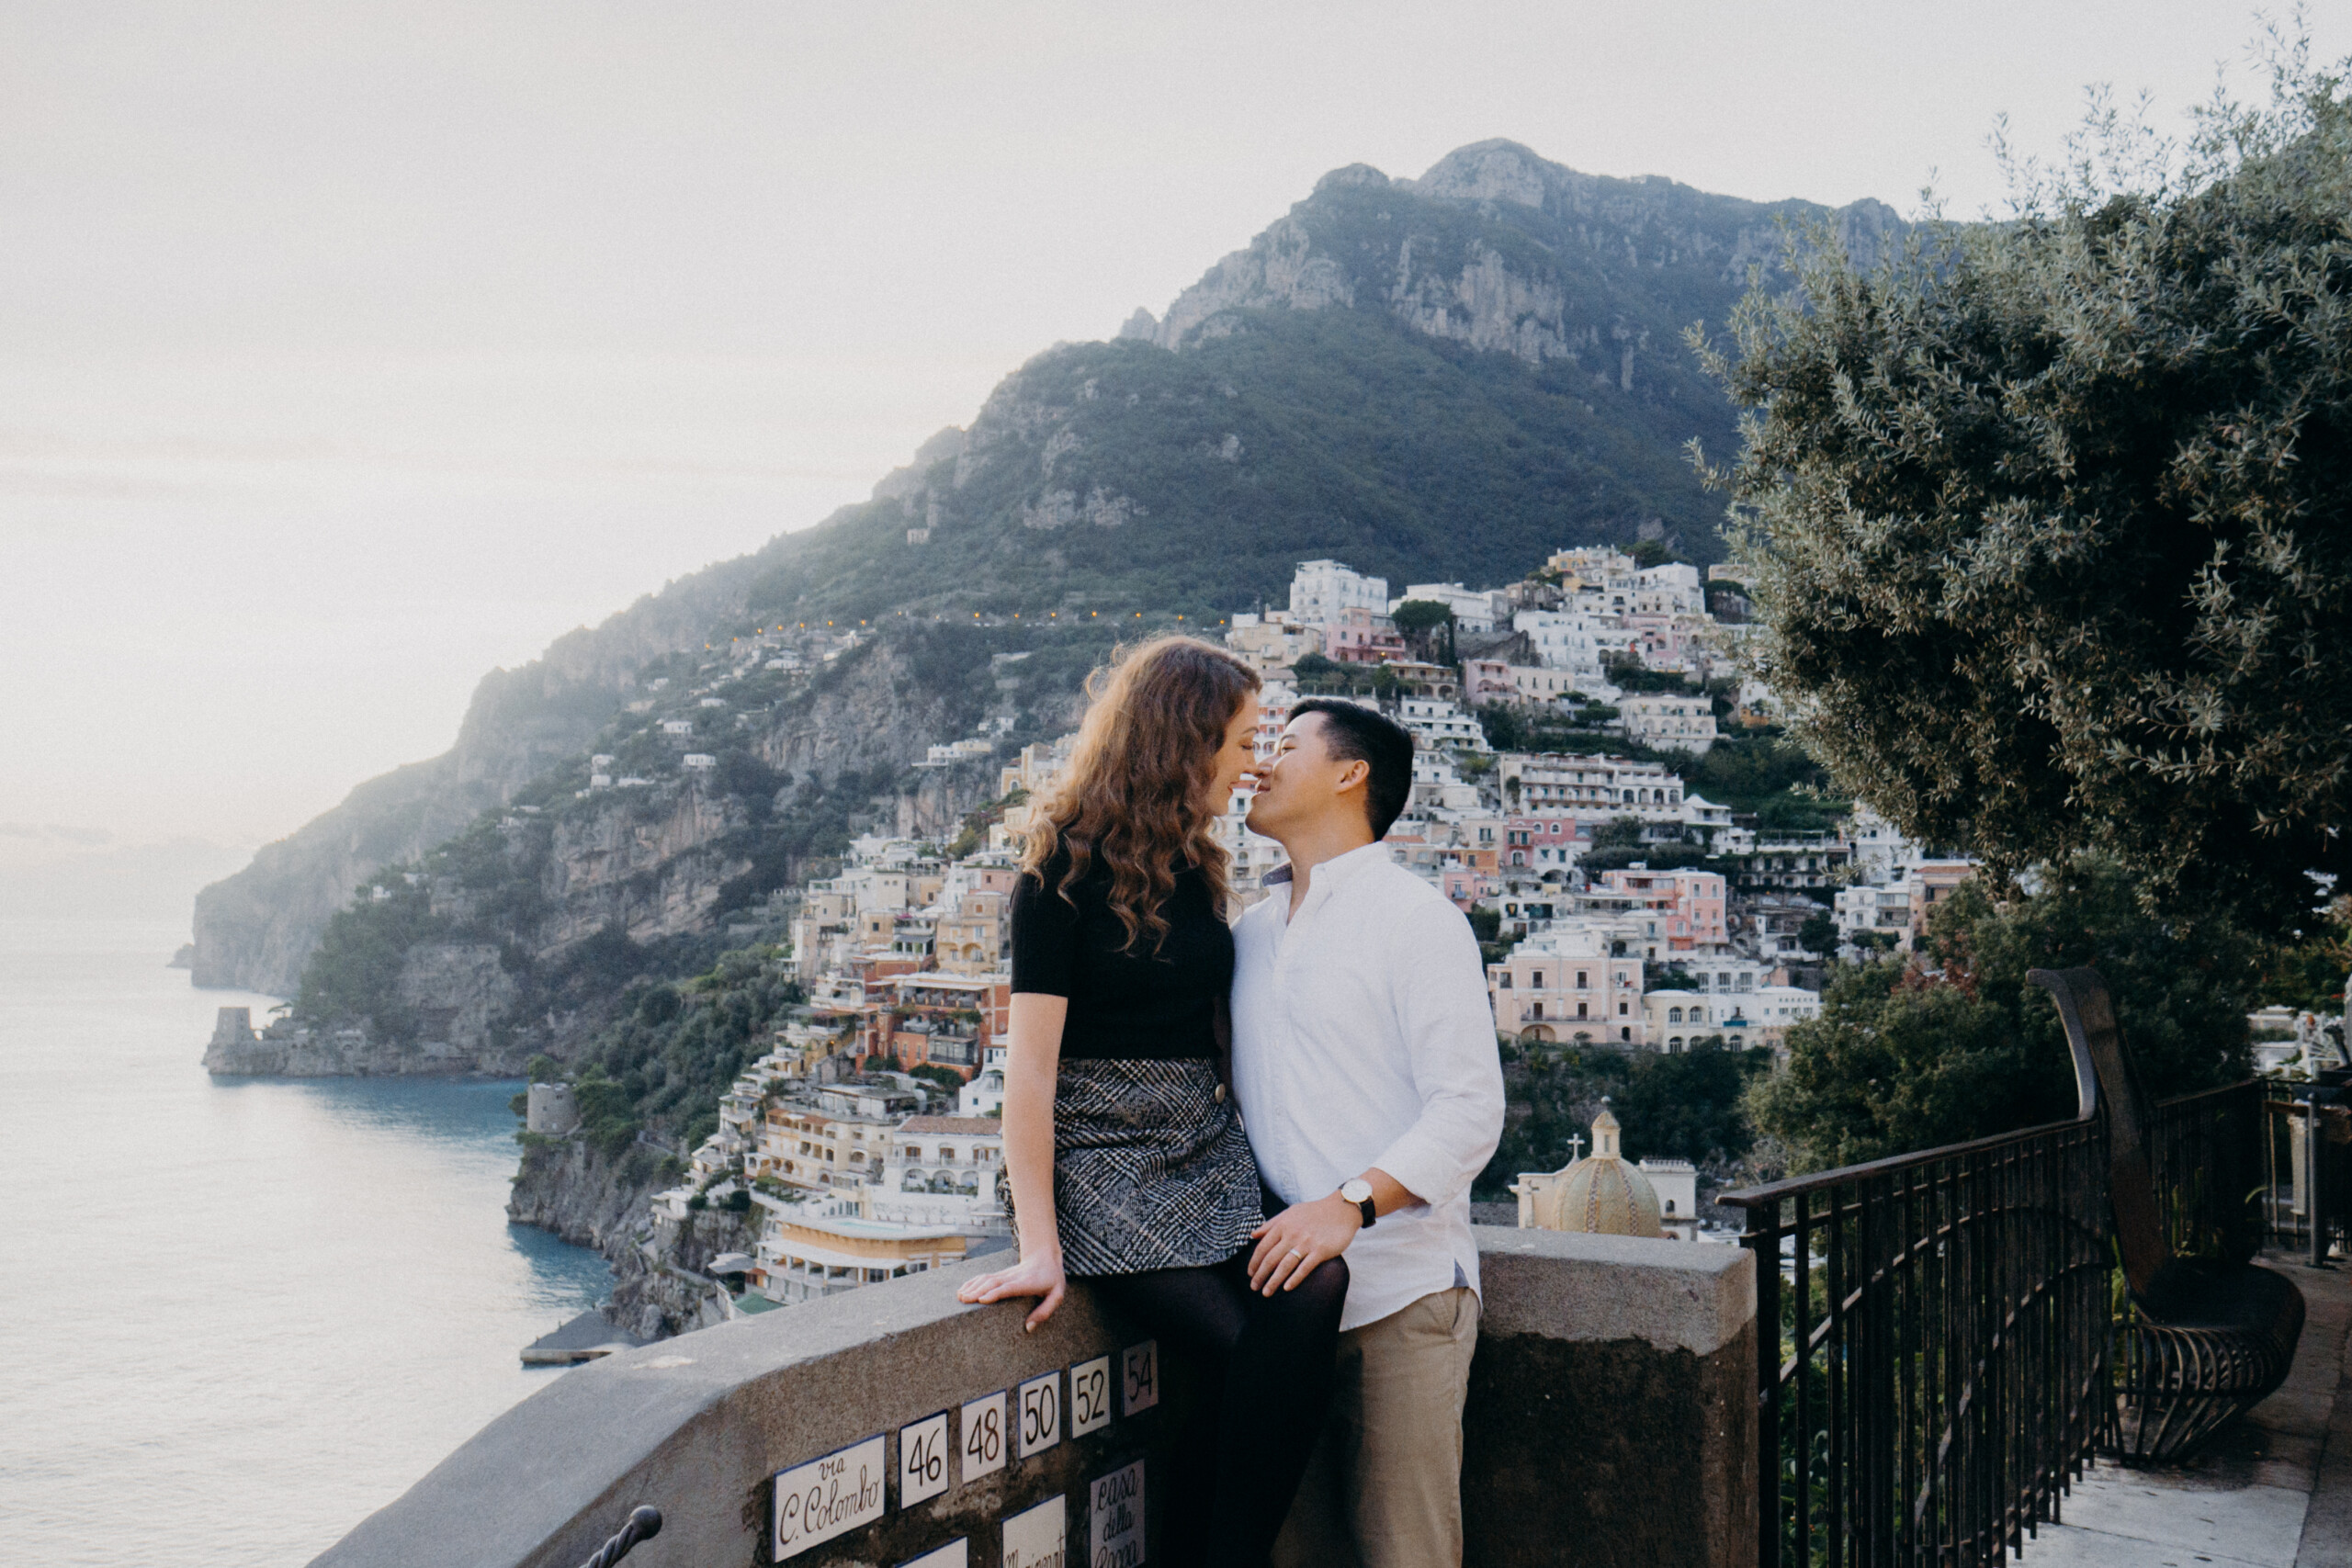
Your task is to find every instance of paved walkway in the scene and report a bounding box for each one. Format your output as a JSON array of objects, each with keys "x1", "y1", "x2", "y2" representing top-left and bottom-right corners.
[{"x1": 2020, "y1": 1255, "x2": 2352, "y2": 1568}]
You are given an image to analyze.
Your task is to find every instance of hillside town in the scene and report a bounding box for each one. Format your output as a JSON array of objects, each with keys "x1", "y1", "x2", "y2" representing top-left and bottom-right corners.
[{"x1": 613, "y1": 547, "x2": 1982, "y2": 1313}]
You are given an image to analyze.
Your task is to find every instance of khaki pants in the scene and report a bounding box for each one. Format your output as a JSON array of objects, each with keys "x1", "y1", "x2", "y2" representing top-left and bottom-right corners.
[{"x1": 1271, "y1": 1286, "x2": 1481, "y2": 1568}]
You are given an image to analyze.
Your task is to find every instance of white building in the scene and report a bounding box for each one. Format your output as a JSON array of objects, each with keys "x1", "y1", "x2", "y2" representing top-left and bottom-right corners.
[
  {"x1": 1836, "y1": 882, "x2": 1916, "y2": 947},
  {"x1": 1394, "y1": 696, "x2": 1491, "y2": 755},
  {"x1": 959, "y1": 1045, "x2": 1009, "y2": 1117},
  {"x1": 1845, "y1": 805, "x2": 1925, "y2": 882},
  {"x1": 1630, "y1": 562, "x2": 1706, "y2": 616},
  {"x1": 1289, "y1": 559, "x2": 1389, "y2": 631},
  {"x1": 1394, "y1": 581, "x2": 1504, "y2": 633},
  {"x1": 1498, "y1": 753, "x2": 1687, "y2": 820},
  {"x1": 1620, "y1": 694, "x2": 1718, "y2": 755},
  {"x1": 873, "y1": 1115, "x2": 1006, "y2": 1232},
  {"x1": 660, "y1": 719, "x2": 695, "y2": 737},
  {"x1": 683, "y1": 753, "x2": 716, "y2": 772},
  {"x1": 1513, "y1": 608, "x2": 1627, "y2": 683},
  {"x1": 1638, "y1": 1158, "x2": 1701, "y2": 1241}
]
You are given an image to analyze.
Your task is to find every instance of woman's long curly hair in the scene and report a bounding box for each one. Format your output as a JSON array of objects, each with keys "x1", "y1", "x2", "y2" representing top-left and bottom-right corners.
[{"x1": 1020, "y1": 636, "x2": 1261, "y2": 951}]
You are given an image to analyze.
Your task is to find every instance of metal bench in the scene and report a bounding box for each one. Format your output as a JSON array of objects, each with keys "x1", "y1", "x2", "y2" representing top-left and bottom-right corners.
[{"x1": 2030, "y1": 965, "x2": 2306, "y2": 1464}]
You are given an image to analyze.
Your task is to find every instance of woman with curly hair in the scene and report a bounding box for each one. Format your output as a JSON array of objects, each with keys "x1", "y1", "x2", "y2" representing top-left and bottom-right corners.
[{"x1": 957, "y1": 635, "x2": 1346, "y2": 1568}]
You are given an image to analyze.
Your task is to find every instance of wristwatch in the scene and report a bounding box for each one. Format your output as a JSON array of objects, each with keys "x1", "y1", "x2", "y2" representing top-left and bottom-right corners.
[{"x1": 1340, "y1": 1178, "x2": 1376, "y2": 1229}]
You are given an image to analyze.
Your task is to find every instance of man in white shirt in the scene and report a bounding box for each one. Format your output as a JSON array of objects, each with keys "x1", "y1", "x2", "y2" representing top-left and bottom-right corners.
[{"x1": 1233, "y1": 698, "x2": 1506, "y2": 1568}]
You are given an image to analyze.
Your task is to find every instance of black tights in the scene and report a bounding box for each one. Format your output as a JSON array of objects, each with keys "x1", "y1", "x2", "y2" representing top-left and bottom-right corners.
[{"x1": 1091, "y1": 1252, "x2": 1349, "y2": 1568}]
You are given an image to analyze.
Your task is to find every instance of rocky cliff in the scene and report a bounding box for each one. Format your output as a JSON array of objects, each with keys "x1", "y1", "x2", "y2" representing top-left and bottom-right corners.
[
  {"x1": 507, "y1": 1136, "x2": 756, "y2": 1341},
  {"x1": 190, "y1": 550, "x2": 780, "y2": 995},
  {"x1": 197, "y1": 137, "x2": 1895, "y2": 1004},
  {"x1": 225, "y1": 621, "x2": 1094, "y2": 1084}
]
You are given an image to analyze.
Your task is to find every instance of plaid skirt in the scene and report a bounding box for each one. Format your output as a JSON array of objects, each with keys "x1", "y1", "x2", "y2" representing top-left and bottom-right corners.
[{"x1": 1050, "y1": 1056, "x2": 1263, "y2": 1277}]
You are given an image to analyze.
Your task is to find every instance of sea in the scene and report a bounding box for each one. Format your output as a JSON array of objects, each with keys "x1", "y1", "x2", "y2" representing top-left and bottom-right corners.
[{"x1": 0, "y1": 917, "x2": 616, "y2": 1567}]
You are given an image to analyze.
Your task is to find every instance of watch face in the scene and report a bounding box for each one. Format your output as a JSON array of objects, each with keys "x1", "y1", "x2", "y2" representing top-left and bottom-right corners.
[{"x1": 1340, "y1": 1179, "x2": 1372, "y2": 1203}]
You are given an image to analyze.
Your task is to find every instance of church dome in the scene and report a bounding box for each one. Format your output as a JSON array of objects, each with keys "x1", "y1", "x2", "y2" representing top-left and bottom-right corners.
[{"x1": 1533, "y1": 1108, "x2": 1662, "y2": 1238}]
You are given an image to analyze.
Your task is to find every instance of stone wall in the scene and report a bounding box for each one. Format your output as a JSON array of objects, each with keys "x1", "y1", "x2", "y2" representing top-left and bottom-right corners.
[{"x1": 311, "y1": 1228, "x2": 1755, "y2": 1568}]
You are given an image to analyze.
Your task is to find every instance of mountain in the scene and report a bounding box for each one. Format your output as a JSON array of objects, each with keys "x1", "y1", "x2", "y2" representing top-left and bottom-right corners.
[
  {"x1": 734, "y1": 139, "x2": 1897, "y2": 621},
  {"x1": 190, "y1": 138, "x2": 1899, "y2": 995}
]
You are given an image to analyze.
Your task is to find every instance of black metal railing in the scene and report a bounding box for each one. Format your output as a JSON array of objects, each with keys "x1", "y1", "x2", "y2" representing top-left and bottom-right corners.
[
  {"x1": 2260, "y1": 1078, "x2": 2350, "y2": 1263},
  {"x1": 1723, "y1": 1118, "x2": 2114, "y2": 1568},
  {"x1": 1723, "y1": 1080, "x2": 2276, "y2": 1568},
  {"x1": 2147, "y1": 1080, "x2": 2267, "y2": 1264}
]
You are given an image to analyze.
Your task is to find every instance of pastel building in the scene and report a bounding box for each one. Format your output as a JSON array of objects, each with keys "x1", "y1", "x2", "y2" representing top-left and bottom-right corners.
[{"x1": 1487, "y1": 928, "x2": 1645, "y2": 1045}]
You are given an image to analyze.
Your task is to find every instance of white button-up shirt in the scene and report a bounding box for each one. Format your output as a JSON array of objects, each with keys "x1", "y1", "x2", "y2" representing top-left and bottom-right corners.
[{"x1": 1230, "y1": 842, "x2": 1506, "y2": 1332}]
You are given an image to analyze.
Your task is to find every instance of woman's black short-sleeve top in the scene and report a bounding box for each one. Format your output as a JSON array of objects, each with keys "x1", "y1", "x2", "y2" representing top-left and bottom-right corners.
[{"x1": 1010, "y1": 848, "x2": 1232, "y2": 1060}]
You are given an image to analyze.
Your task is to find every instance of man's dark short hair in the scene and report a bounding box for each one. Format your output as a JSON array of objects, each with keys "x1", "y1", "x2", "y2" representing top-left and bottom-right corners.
[{"x1": 1288, "y1": 698, "x2": 1415, "y2": 840}]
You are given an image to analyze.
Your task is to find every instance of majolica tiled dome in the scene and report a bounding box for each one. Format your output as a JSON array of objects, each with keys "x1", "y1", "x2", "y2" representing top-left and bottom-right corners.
[{"x1": 1533, "y1": 1109, "x2": 1662, "y2": 1238}]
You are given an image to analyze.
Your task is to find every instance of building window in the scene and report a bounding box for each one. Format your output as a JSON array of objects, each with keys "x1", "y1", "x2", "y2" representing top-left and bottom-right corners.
[
  {"x1": 1576, "y1": 971, "x2": 1588, "y2": 988},
  {"x1": 1668, "y1": 1007, "x2": 1682, "y2": 1024}
]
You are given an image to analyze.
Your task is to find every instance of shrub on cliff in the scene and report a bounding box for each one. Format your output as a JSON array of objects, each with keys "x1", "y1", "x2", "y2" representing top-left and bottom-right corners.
[
  {"x1": 294, "y1": 881, "x2": 446, "y2": 1037},
  {"x1": 1702, "y1": 43, "x2": 2352, "y2": 931},
  {"x1": 1748, "y1": 859, "x2": 2259, "y2": 1172}
]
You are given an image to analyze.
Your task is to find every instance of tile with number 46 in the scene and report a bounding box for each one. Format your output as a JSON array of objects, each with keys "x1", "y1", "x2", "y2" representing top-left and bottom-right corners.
[{"x1": 899, "y1": 1410, "x2": 949, "y2": 1506}]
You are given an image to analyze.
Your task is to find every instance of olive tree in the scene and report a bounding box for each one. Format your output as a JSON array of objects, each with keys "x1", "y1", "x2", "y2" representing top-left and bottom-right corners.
[{"x1": 1700, "y1": 45, "x2": 2352, "y2": 930}]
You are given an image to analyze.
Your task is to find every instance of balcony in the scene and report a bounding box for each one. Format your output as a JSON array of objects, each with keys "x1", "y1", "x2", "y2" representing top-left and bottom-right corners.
[
  {"x1": 308, "y1": 1069, "x2": 2352, "y2": 1568},
  {"x1": 309, "y1": 1231, "x2": 1755, "y2": 1568}
]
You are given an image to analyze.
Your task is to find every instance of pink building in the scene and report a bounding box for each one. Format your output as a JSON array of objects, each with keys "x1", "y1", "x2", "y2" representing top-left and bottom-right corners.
[
  {"x1": 1502, "y1": 814, "x2": 1587, "y2": 871},
  {"x1": 1487, "y1": 939, "x2": 1645, "y2": 1046},
  {"x1": 1327, "y1": 606, "x2": 1408, "y2": 665},
  {"x1": 1592, "y1": 867, "x2": 1728, "y2": 952},
  {"x1": 1463, "y1": 659, "x2": 1516, "y2": 705}
]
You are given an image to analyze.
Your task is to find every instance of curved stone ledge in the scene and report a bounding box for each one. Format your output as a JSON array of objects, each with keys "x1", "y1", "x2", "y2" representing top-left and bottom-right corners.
[{"x1": 312, "y1": 1226, "x2": 1756, "y2": 1568}]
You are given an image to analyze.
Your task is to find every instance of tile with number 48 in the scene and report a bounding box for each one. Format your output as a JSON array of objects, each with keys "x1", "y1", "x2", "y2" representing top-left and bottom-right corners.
[{"x1": 959, "y1": 1392, "x2": 1007, "y2": 1483}]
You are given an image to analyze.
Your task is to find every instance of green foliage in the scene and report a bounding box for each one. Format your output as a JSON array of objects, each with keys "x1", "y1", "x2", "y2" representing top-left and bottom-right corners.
[
  {"x1": 1798, "y1": 911, "x2": 1840, "y2": 955},
  {"x1": 1702, "y1": 48, "x2": 2352, "y2": 931},
  {"x1": 1475, "y1": 701, "x2": 1632, "y2": 756},
  {"x1": 570, "y1": 1066, "x2": 640, "y2": 1158},
  {"x1": 1292, "y1": 652, "x2": 1374, "y2": 694},
  {"x1": 718, "y1": 149, "x2": 1917, "y2": 629},
  {"x1": 1602, "y1": 660, "x2": 1697, "y2": 694},
  {"x1": 907, "y1": 1064, "x2": 967, "y2": 1091},
  {"x1": 1390, "y1": 599, "x2": 1455, "y2": 635},
  {"x1": 295, "y1": 883, "x2": 447, "y2": 1037},
  {"x1": 1478, "y1": 1041, "x2": 1772, "y2": 1198},
  {"x1": 526, "y1": 1054, "x2": 563, "y2": 1083},
  {"x1": 570, "y1": 945, "x2": 808, "y2": 1145},
  {"x1": 2257, "y1": 898, "x2": 2351, "y2": 1011},
  {"x1": 1749, "y1": 859, "x2": 2260, "y2": 1172},
  {"x1": 1680, "y1": 736, "x2": 1836, "y2": 818}
]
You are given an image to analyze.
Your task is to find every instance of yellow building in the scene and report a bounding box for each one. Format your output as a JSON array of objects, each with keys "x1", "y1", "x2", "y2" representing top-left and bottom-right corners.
[
  {"x1": 1512, "y1": 1108, "x2": 1662, "y2": 1238},
  {"x1": 756, "y1": 1207, "x2": 968, "y2": 1303}
]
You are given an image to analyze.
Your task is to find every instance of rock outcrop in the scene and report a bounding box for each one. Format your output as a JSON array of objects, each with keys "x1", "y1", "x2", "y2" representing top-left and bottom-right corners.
[
  {"x1": 1139, "y1": 139, "x2": 1900, "y2": 372},
  {"x1": 190, "y1": 551, "x2": 779, "y2": 994},
  {"x1": 507, "y1": 1136, "x2": 755, "y2": 1341}
]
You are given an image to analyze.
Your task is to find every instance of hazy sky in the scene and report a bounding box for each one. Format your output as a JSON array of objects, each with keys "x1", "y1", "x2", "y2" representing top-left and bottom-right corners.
[{"x1": 5, "y1": 1, "x2": 2343, "y2": 915}]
